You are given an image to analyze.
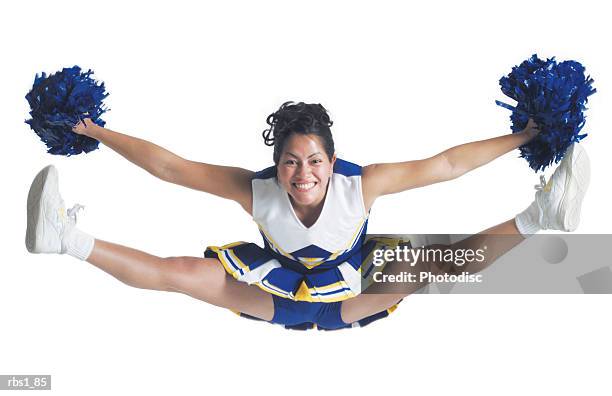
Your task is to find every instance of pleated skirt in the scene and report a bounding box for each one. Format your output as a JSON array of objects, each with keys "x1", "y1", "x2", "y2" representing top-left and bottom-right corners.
[{"x1": 204, "y1": 236, "x2": 409, "y2": 330}]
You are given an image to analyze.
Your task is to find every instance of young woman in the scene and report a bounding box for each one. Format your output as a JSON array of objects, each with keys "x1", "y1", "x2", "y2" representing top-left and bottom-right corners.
[{"x1": 25, "y1": 101, "x2": 590, "y2": 330}]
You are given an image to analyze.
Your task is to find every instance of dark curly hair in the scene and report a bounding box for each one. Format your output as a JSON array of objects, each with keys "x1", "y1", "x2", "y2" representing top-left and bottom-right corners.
[{"x1": 262, "y1": 101, "x2": 335, "y2": 165}]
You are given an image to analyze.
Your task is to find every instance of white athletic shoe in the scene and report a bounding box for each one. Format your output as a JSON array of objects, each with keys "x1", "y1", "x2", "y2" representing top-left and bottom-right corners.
[
  {"x1": 534, "y1": 143, "x2": 591, "y2": 232},
  {"x1": 25, "y1": 165, "x2": 84, "y2": 254}
]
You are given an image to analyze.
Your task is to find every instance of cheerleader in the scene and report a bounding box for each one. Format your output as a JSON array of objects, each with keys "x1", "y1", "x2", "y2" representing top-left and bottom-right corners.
[{"x1": 25, "y1": 101, "x2": 590, "y2": 330}]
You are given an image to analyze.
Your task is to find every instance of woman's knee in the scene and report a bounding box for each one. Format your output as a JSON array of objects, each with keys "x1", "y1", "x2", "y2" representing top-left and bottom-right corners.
[
  {"x1": 418, "y1": 243, "x2": 465, "y2": 276},
  {"x1": 160, "y1": 256, "x2": 226, "y2": 295}
]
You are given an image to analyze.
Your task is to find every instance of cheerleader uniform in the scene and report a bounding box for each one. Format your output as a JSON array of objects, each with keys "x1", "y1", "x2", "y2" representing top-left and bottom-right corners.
[{"x1": 204, "y1": 158, "x2": 406, "y2": 330}]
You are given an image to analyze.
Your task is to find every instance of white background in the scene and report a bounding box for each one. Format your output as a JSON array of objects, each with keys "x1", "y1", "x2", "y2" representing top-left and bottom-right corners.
[{"x1": 1, "y1": 0, "x2": 610, "y2": 395}]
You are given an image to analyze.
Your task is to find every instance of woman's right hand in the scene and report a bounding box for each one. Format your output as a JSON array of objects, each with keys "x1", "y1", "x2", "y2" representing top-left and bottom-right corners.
[{"x1": 72, "y1": 118, "x2": 101, "y2": 137}]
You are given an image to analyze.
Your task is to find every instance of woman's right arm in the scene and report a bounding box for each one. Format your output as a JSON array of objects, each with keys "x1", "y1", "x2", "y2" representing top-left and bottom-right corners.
[{"x1": 73, "y1": 119, "x2": 254, "y2": 214}]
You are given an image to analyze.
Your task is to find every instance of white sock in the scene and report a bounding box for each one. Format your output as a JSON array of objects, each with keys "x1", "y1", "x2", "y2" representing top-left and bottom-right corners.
[
  {"x1": 61, "y1": 227, "x2": 95, "y2": 260},
  {"x1": 514, "y1": 201, "x2": 542, "y2": 237}
]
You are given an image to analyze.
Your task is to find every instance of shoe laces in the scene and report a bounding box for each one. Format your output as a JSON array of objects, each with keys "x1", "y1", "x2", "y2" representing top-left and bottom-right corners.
[
  {"x1": 66, "y1": 203, "x2": 85, "y2": 224},
  {"x1": 534, "y1": 175, "x2": 547, "y2": 191}
]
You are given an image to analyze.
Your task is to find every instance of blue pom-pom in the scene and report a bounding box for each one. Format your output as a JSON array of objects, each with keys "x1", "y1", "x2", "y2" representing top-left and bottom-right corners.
[
  {"x1": 496, "y1": 54, "x2": 595, "y2": 171},
  {"x1": 25, "y1": 66, "x2": 109, "y2": 156}
]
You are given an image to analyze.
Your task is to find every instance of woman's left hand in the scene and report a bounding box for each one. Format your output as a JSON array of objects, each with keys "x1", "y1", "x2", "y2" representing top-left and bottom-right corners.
[{"x1": 521, "y1": 118, "x2": 541, "y2": 139}]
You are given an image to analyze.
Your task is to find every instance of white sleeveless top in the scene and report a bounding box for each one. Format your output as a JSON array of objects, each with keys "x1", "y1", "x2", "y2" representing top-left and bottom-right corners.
[{"x1": 251, "y1": 159, "x2": 369, "y2": 270}]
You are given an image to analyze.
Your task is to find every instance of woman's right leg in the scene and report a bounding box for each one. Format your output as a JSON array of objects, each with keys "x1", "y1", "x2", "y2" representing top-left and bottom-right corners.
[
  {"x1": 86, "y1": 239, "x2": 274, "y2": 321},
  {"x1": 26, "y1": 165, "x2": 273, "y2": 322}
]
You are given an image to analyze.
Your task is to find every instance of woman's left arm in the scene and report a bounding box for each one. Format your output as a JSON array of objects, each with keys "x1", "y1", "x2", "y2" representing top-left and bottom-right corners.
[{"x1": 362, "y1": 120, "x2": 540, "y2": 209}]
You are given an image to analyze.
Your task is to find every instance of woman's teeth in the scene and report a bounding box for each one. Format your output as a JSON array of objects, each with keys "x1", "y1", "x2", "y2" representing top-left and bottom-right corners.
[{"x1": 293, "y1": 182, "x2": 316, "y2": 191}]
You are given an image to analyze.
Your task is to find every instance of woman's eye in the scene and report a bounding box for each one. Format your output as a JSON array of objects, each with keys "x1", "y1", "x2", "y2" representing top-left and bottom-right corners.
[{"x1": 312, "y1": 159, "x2": 322, "y2": 164}]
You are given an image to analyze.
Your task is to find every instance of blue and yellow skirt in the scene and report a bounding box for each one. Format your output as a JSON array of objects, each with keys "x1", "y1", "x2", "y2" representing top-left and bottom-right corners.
[{"x1": 204, "y1": 236, "x2": 408, "y2": 330}]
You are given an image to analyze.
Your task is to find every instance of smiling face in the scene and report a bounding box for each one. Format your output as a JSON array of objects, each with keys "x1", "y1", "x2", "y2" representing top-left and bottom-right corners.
[{"x1": 277, "y1": 133, "x2": 336, "y2": 211}]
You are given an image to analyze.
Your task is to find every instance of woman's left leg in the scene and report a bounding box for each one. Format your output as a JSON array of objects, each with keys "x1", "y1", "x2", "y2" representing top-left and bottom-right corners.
[
  {"x1": 340, "y1": 218, "x2": 524, "y2": 324},
  {"x1": 342, "y1": 142, "x2": 591, "y2": 324}
]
